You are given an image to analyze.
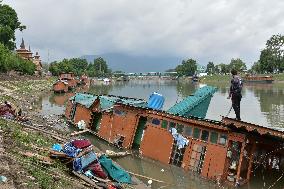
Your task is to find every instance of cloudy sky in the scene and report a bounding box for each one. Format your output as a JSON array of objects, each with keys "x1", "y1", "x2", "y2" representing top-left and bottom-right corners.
[{"x1": 4, "y1": 0, "x2": 284, "y2": 69}]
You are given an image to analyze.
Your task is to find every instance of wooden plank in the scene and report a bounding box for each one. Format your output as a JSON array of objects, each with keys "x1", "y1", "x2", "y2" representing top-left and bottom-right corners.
[
  {"x1": 70, "y1": 129, "x2": 90, "y2": 136},
  {"x1": 72, "y1": 171, "x2": 102, "y2": 189},
  {"x1": 127, "y1": 171, "x2": 167, "y2": 184}
]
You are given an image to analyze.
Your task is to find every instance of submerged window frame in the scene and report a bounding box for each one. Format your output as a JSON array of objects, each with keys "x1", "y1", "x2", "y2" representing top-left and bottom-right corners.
[{"x1": 193, "y1": 128, "x2": 201, "y2": 139}]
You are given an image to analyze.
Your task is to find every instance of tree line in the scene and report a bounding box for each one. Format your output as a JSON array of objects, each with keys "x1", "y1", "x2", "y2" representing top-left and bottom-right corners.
[
  {"x1": 174, "y1": 58, "x2": 247, "y2": 76},
  {"x1": 0, "y1": 2, "x2": 36, "y2": 75},
  {"x1": 49, "y1": 57, "x2": 112, "y2": 77},
  {"x1": 174, "y1": 34, "x2": 284, "y2": 76}
]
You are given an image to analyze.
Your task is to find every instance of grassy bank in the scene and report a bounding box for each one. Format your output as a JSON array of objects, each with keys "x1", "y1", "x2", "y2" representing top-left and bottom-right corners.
[
  {"x1": 0, "y1": 77, "x2": 56, "y2": 112},
  {"x1": 0, "y1": 119, "x2": 86, "y2": 189}
]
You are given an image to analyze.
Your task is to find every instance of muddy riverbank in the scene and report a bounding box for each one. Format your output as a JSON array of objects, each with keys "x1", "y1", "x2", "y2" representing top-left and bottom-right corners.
[{"x1": 0, "y1": 76, "x2": 148, "y2": 189}]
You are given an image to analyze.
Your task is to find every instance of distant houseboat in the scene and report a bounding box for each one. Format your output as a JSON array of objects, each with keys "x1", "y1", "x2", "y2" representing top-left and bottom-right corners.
[
  {"x1": 53, "y1": 80, "x2": 69, "y2": 93},
  {"x1": 53, "y1": 73, "x2": 78, "y2": 93},
  {"x1": 80, "y1": 74, "x2": 90, "y2": 85},
  {"x1": 65, "y1": 92, "x2": 284, "y2": 187},
  {"x1": 243, "y1": 75, "x2": 274, "y2": 83}
]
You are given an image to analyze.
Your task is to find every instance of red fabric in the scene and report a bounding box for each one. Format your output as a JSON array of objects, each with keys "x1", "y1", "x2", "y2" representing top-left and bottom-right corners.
[
  {"x1": 0, "y1": 105, "x2": 14, "y2": 116},
  {"x1": 87, "y1": 162, "x2": 107, "y2": 179},
  {"x1": 72, "y1": 139, "x2": 91, "y2": 149},
  {"x1": 108, "y1": 185, "x2": 116, "y2": 189}
]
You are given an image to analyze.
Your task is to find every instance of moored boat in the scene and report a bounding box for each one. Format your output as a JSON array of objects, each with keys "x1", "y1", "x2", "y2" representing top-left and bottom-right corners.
[{"x1": 243, "y1": 75, "x2": 274, "y2": 83}]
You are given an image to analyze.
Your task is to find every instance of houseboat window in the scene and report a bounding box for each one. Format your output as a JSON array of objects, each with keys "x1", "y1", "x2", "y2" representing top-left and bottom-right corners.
[
  {"x1": 169, "y1": 122, "x2": 176, "y2": 128},
  {"x1": 219, "y1": 134, "x2": 227, "y2": 145},
  {"x1": 114, "y1": 109, "x2": 125, "y2": 116},
  {"x1": 184, "y1": 126, "x2": 192, "y2": 137},
  {"x1": 152, "y1": 118, "x2": 160, "y2": 126},
  {"x1": 176, "y1": 124, "x2": 184, "y2": 134},
  {"x1": 201, "y1": 130, "x2": 209, "y2": 142},
  {"x1": 161, "y1": 120, "x2": 168, "y2": 129},
  {"x1": 193, "y1": 128, "x2": 201, "y2": 139},
  {"x1": 210, "y1": 132, "x2": 218, "y2": 144}
]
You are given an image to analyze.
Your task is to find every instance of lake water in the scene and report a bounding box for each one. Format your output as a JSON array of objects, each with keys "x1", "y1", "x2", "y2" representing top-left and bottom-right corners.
[{"x1": 40, "y1": 79, "x2": 284, "y2": 189}]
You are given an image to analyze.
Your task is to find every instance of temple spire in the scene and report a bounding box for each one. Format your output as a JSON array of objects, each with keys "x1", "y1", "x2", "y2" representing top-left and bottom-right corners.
[
  {"x1": 20, "y1": 38, "x2": 25, "y2": 49},
  {"x1": 29, "y1": 45, "x2": 31, "y2": 52}
]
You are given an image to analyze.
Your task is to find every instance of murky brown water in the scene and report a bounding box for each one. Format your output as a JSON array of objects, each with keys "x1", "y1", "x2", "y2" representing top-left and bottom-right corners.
[{"x1": 39, "y1": 79, "x2": 284, "y2": 189}]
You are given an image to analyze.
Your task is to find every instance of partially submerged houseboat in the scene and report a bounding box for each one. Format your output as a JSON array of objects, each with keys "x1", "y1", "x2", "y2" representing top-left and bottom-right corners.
[
  {"x1": 53, "y1": 73, "x2": 78, "y2": 93},
  {"x1": 64, "y1": 88, "x2": 284, "y2": 186}
]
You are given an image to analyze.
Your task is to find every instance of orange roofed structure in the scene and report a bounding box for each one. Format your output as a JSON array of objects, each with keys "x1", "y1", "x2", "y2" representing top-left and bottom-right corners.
[{"x1": 16, "y1": 38, "x2": 43, "y2": 74}]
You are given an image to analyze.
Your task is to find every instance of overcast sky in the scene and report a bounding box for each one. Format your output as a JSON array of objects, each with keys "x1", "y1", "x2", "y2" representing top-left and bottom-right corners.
[{"x1": 4, "y1": 0, "x2": 284, "y2": 68}]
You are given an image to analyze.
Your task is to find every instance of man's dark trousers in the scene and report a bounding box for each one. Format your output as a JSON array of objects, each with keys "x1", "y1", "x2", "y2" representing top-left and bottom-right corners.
[{"x1": 232, "y1": 94, "x2": 241, "y2": 120}]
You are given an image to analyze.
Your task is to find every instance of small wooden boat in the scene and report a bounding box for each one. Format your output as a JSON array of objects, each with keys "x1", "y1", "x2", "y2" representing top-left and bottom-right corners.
[{"x1": 243, "y1": 75, "x2": 274, "y2": 83}]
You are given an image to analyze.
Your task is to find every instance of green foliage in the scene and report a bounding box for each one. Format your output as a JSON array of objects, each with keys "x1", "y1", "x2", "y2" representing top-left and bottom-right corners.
[
  {"x1": 258, "y1": 34, "x2": 284, "y2": 73},
  {"x1": 0, "y1": 43, "x2": 35, "y2": 74},
  {"x1": 175, "y1": 58, "x2": 197, "y2": 76},
  {"x1": 206, "y1": 62, "x2": 215, "y2": 74},
  {"x1": 49, "y1": 57, "x2": 111, "y2": 77},
  {"x1": 87, "y1": 57, "x2": 111, "y2": 77},
  {"x1": 49, "y1": 58, "x2": 88, "y2": 76},
  {"x1": 0, "y1": 2, "x2": 26, "y2": 50},
  {"x1": 250, "y1": 62, "x2": 261, "y2": 73},
  {"x1": 229, "y1": 58, "x2": 247, "y2": 72}
]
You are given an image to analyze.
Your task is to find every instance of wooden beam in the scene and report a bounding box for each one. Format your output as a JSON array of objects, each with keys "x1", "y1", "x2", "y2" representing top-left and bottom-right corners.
[
  {"x1": 236, "y1": 141, "x2": 246, "y2": 182},
  {"x1": 70, "y1": 129, "x2": 90, "y2": 136},
  {"x1": 247, "y1": 141, "x2": 256, "y2": 180},
  {"x1": 72, "y1": 171, "x2": 102, "y2": 189}
]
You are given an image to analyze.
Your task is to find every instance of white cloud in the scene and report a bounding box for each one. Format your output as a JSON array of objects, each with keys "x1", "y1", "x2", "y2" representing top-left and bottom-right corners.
[{"x1": 4, "y1": 0, "x2": 284, "y2": 68}]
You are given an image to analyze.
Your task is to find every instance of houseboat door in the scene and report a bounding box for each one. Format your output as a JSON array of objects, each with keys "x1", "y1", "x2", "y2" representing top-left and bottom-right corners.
[
  {"x1": 189, "y1": 143, "x2": 207, "y2": 174},
  {"x1": 91, "y1": 112, "x2": 102, "y2": 132},
  {"x1": 132, "y1": 116, "x2": 147, "y2": 149}
]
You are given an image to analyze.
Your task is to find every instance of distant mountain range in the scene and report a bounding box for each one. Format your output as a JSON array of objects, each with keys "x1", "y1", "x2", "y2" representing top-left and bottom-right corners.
[{"x1": 80, "y1": 53, "x2": 182, "y2": 72}]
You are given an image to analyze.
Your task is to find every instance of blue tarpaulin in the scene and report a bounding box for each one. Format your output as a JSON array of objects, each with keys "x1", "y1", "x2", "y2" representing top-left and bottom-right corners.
[{"x1": 147, "y1": 92, "x2": 165, "y2": 110}]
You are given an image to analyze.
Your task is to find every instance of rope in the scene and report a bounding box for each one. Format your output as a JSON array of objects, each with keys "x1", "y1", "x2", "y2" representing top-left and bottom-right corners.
[{"x1": 267, "y1": 170, "x2": 284, "y2": 189}]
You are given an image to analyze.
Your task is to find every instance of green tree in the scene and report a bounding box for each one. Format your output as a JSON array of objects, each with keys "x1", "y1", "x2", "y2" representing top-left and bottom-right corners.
[
  {"x1": 93, "y1": 57, "x2": 111, "y2": 77},
  {"x1": 175, "y1": 59, "x2": 197, "y2": 76},
  {"x1": 229, "y1": 58, "x2": 247, "y2": 72},
  {"x1": 0, "y1": 2, "x2": 26, "y2": 50},
  {"x1": 0, "y1": 43, "x2": 35, "y2": 75},
  {"x1": 206, "y1": 61, "x2": 215, "y2": 75},
  {"x1": 259, "y1": 34, "x2": 284, "y2": 73},
  {"x1": 49, "y1": 57, "x2": 111, "y2": 77}
]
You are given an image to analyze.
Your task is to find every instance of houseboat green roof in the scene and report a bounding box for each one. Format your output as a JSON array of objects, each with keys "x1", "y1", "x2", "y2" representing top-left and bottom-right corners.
[
  {"x1": 70, "y1": 93, "x2": 98, "y2": 108},
  {"x1": 71, "y1": 93, "x2": 148, "y2": 110},
  {"x1": 167, "y1": 85, "x2": 217, "y2": 118},
  {"x1": 99, "y1": 95, "x2": 147, "y2": 110}
]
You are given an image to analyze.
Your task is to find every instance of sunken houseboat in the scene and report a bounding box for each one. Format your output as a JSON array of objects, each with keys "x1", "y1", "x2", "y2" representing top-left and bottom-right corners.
[{"x1": 65, "y1": 87, "x2": 284, "y2": 186}]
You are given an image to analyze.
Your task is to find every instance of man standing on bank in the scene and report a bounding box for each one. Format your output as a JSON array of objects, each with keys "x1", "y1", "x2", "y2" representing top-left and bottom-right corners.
[{"x1": 227, "y1": 69, "x2": 243, "y2": 120}]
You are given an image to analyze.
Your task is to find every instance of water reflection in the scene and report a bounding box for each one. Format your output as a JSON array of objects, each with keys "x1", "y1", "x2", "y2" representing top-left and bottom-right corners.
[{"x1": 45, "y1": 79, "x2": 284, "y2": 129}]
